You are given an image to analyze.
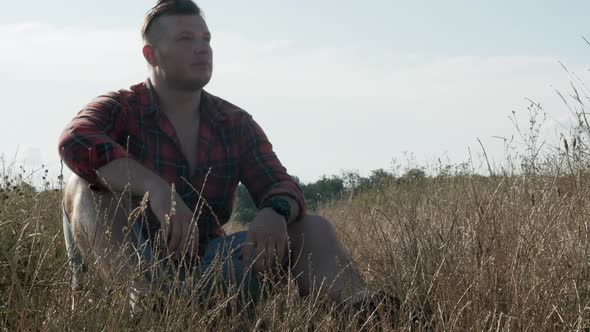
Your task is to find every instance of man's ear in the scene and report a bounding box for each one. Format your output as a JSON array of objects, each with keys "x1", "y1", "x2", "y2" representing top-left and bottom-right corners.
[{"x1": 142, "y1": 44, "x2": 158, "y2": 66}]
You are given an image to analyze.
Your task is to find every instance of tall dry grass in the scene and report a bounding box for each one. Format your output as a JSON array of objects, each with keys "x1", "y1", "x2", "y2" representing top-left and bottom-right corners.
[
  {"x1": 2, "y1": 163, "x2": 590, "y2": 330},
  {"x1": 325, "y1": 172, "x2": 590, "y2": 330},
  {"x1": 2, "y1": 56, "x2": 590, "y2": 331}
]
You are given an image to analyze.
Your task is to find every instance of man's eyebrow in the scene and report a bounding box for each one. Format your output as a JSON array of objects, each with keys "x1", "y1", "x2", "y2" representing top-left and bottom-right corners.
[{"x1": 176, "y1": 30, "x2": 211, "y2": 37}]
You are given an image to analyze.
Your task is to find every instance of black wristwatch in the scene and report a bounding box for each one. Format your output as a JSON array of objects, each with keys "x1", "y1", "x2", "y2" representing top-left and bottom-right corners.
[{"x1": 261, "y1": 196, "x2": 291, "y2": 223}]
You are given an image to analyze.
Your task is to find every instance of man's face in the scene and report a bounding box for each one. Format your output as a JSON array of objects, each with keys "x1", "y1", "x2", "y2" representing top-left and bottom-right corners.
[{"x1": 148, "y1": 15, "x2": 213, "y2": 91}]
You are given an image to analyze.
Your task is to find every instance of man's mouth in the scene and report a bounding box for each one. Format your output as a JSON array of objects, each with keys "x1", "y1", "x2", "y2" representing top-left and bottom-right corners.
[{"x1": 191, "y1": 61, "x2": 210, "y2": 67}]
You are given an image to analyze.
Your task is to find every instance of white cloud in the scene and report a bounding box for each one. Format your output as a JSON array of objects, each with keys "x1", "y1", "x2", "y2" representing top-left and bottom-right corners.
[{"x1": 0, "y1": 22, "x2": 587, "y2": 182}]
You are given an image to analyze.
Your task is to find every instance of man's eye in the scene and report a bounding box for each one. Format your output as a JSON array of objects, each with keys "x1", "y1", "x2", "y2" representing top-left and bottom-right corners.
[{"x1": 179, "y1": 36, "x2": 193, "y2": 41}]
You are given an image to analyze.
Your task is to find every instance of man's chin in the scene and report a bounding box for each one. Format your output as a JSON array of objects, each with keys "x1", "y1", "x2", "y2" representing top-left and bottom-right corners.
[{"x1": 171, "y1": 77, "x2": 211, "y2": 92}]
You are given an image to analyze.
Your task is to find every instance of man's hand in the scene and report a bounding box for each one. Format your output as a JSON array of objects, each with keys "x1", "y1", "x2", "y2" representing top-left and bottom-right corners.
[
  {"x1": 241, "y1": 208, "x2": 288, "y2": 274},
  {"x1": 94, "y1": 159, "x2": 200, "y2": 259},
  {"x1": 149, "y1": 187, "x2": 199, "y2": 260}
]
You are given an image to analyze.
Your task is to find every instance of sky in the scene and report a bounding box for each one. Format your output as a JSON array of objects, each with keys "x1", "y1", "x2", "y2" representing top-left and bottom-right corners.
[{"x1": 1, "y1": 0, "x2": 589, "y2": 185}]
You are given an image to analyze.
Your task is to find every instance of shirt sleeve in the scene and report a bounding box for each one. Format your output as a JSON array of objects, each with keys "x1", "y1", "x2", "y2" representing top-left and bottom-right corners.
[
  {"x1": 237, "y1": 113, "x2": 306, "y2": 222},
  {"x1": 57, "y1": 93, "x2": 131, "y2": 190}
]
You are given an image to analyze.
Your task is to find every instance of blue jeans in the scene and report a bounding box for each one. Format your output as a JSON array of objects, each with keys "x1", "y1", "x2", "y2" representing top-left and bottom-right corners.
[{"x1": 62, "y1": 204, "x2": 260, "y2": 300}]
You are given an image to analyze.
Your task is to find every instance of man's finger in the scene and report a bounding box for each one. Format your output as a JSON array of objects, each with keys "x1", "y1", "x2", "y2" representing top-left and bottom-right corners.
[
  {"x1": 265, "y1": 240, "x2": 277, "y2": 271},
  {"x1": 180, "y1": 222, "x2": 191, "y2": 256},
  {"x1": 276, "y1": 237, "x2": 287, "y2": 266},
  {"x1": 177, "y1": 215, "x2": 197, "y2": 260},
  {"x1": 241, "y1": 232, "x2": 256, "y2": 270},
  {"x1": 168, "y1": 224, "x2": 181, "y2": 256},
  {"x1": 253, "y1": 240, "x2": 267, "y2": 274},
  {"x1": 178, "y1": 232, "x2": 188, "y2": 258},
  {"x1": 169, "y1": 220, "x2": 186, "y2": 258},
  {"x1": 189, "y1": 233, "x2": 199, "y2": 259}
]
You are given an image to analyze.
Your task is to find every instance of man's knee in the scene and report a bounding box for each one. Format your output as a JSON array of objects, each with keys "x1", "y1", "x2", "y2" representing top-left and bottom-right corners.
[
  {"x1": 63, "y1": 174, "x2": 132, "y2": 247},
  {"x1": 65, "y1": 174, "x2": 133, "y2": 215},
  {"x1": 288, "y1": 214, "x2": 338, "y2": 246}
]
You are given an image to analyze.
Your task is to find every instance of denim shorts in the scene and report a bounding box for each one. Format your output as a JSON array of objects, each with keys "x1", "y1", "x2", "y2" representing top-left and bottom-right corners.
[{"x1": 62, "y1": 203, "x2": 260, "y2": 300}]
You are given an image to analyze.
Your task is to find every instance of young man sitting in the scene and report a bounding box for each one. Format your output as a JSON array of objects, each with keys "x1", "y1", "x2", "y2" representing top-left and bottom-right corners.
[{"x1": 59, "y1": 0, "x2": 372, "y2": 316}]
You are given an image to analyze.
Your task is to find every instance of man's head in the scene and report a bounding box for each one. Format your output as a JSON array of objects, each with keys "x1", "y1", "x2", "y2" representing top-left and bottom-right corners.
[{"x1": 141, "y1": 0, "x2": 212, "y2": 92}]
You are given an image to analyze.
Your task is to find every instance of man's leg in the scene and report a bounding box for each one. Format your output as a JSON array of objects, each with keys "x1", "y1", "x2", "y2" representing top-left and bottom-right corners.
[
  {"x1": 287, "y1": 214, "x2": 367, "y2": 303},
  {"x1": 63, "y1": 174, "x2": 149, "y2": 305},
  {"x1": 62, "y1": 202, "x2": 84, "y2": 291}
]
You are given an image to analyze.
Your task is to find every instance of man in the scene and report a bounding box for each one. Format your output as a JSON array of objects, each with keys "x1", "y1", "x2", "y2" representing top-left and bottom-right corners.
[{"x1": 58, "y1": 0, "x2": 368, "y2": 311}]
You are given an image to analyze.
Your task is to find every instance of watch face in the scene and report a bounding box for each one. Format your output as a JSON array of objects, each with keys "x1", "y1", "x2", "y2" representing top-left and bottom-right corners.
[
  {"x1": 273, "y1": 198, "x2": 291, "y2": 219},
  {"x1": 275, "y1": 199, "x2": 290, "y2": 213}
]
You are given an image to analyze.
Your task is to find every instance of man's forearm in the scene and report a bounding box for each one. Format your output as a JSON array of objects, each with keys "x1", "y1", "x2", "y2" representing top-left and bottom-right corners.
[
  {"x1": 96, "y1": 158, "x2": 171, "y2": 198},
  {"x1": 260, "y1": 195, "x2": 301, "y2": 224},
  {"x1": 281, "y1": 195, "x2": 300, "y2": 224}
]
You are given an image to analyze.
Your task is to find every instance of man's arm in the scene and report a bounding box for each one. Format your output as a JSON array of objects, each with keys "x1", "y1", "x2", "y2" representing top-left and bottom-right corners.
[
  {"x1": 260, "y1": 195, "x2": 300, "y2": 224},
  {"x1": 237, "y1": 112, "x2": 306, "y2": 273},
  {"x1": 94, "y1": 157, "x2": 170, "y2": 199},
  {"x1": 237, "y1": 113, "x2": 306, "y2": 222},
  {"x1": 58, "y1": 94, "x2": 170, "y2": 196},
  {"x1": 58, "y1": 96, "x2": 198, "y2": 258},
  {"x1": 58, "y1": 94, "x2": 131, "y2": 189},
  {"x1": 95, "y1": 158, "x2": 200, "y2": 256}
]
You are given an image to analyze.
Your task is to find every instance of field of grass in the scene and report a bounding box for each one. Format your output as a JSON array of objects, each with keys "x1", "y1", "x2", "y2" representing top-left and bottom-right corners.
[
  {"x1": 1, "y1": 161, "x2": 590, "y2": 330},
  {"x1": 2, "y1": 67, "x2": 590, "y2": 330}
]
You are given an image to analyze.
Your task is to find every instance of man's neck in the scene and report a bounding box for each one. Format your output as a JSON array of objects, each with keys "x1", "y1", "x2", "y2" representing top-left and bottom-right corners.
[{"x1": 150, "y1": 76, "x2": 202, "y2": 120}]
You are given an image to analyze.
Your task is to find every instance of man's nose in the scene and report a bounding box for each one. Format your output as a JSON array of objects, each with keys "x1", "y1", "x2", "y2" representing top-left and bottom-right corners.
[{"x1": 193, "y1": 47, "x2": 210, "y2": 56}]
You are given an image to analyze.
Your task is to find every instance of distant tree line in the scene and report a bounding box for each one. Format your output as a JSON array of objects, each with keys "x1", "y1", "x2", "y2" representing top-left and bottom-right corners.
[
  {"x1": 233, "y1": 168, "x2": 427, "y2": 223},
  {"x1": 0, "y1": 166, "x2": 427, "y2": 223}
]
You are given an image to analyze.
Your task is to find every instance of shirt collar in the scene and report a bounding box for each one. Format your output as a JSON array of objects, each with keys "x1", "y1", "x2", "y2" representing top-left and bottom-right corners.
[{"x1": 137, "y1": 78, "x2": 227, "y2": 123}]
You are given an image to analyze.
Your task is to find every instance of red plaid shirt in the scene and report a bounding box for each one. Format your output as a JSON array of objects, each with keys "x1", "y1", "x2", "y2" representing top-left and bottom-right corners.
[{"x1": 58, "y1": 80, "x2": 306, "y2": 247}]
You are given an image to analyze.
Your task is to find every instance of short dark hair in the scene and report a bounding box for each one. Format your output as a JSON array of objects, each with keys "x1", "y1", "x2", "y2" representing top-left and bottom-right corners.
[{"x1": 141, "y1": 0, "x2": 202, "y2": 43}]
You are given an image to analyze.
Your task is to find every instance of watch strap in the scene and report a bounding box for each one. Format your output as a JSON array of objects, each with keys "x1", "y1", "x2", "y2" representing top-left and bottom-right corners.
[{"x1": 261, "y1": 197, "x2": 291, "y2": 223}]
